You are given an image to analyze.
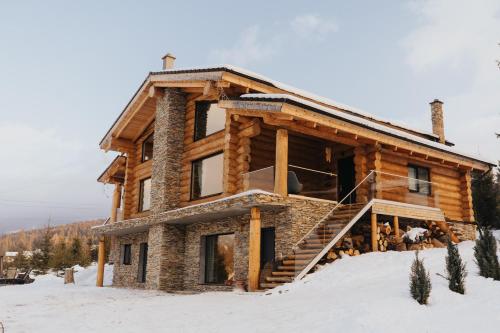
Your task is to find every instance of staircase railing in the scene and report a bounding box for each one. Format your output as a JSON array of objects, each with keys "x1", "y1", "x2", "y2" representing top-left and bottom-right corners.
[{"x1": 292, "y1": 170, "x2": 376, "y2": 251}]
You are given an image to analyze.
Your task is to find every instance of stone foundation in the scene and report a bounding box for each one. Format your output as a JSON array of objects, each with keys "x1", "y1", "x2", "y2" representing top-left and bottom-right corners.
[
  {"x1": 448, "y1": 221, "x2": 476, "y2": 241},
  {"x1": 106, "y1": 195, "x2": 342, "y2": 292}
]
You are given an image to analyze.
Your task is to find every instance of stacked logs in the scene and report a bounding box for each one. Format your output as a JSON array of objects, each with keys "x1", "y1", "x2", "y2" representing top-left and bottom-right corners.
[
  {"x1": 325, "y1": 235, "x2": 361, "y2": 262},
  {"x1": 402, "y1": 226, "x2": 446, "y2": 250}
]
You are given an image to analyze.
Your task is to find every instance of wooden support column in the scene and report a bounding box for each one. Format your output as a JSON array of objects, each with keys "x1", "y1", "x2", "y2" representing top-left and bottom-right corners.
[
  {"x1": 97, "y1": 183, "x2": 122, "y2": 287},
  {"x1": 393, "y1": 216, "x2": 400, "y2": 239},
  {"x1": 110, "y1": 183, "x2": 122, "y2": 223},
  {"x1": 96, "y1": 235, "x2": 106, "y2": 287},
  {"x1": 371, "y1": 212, "x2": 378, "y2": 252},
  {"x1": 274, "y1": 129, "x2": 288, "y2": 196},
  {"x1": 0, "y1": 256, "x2": 4, "y2": 278},
  {"x1": 248, "y1": 207, "x2": 261, "y2": 292}
]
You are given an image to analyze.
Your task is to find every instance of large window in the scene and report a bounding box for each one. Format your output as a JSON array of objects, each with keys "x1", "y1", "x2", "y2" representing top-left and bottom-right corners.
[
  {"x1": 408, "y1": 165, "x2": 431, "y2": 195},
  {"x1": 194, "y1": 102, "x2": 225, "y2": 141},
  {"x1": 142, "y1": 134, "x2": 154, "y2": 162},
  {"x1": 203, "y1": 233, "x2": 235, "y2": 285},
  {"x1": 139, "y1": 178, "x2": 152, "y2": 212},
  {"x1": 121, "y1": 244, "x2": 132, "y2": 265},
  {"x1": 190, "y1": 153, "x2": 223, "y2": 200}
]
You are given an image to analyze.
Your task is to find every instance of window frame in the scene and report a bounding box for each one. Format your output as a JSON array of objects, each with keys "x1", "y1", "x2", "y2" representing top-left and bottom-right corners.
[
  {"x1": 190, "y1": 152, "x2": 224, "y2": 201},
  {"x1": 408, "y1": 164, "x2": 431, "y2": 196},
  {"x1": 201, "y1": 233, "x2": 235, "y2": 285},
  {"x1": 138, "y1": 177, "x2": 152, "y2": 212},
  {"x1": 121, "y1": 244, "x2": 132, "y2": 265},
  {"x1": 193, "y1": 101, "x2": 225, "y2": 142},
  {"x1": 141, "y1": 133, "x2": 154, "y2": 163}
]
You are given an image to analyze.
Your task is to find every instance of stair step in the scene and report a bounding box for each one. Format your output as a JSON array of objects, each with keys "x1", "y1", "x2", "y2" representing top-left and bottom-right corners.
[
  {"x1": 283, "y1": 259, "x2": 311, "y2": 266},
  {"x1": 277, "y1": 265, "x2": 300, "y2": 271},
  {"x1": 260, "y1": 282, "x2": 283, "y2": 289},
  {"x1": 266, "y1": 276, "x2": 293, "y2": 283},
  {"x1": 287, "y1": 253, "x2": 317, "y2": 260},
  {"x1": 272, "y1": 271, "x2": 295, "y2": 277}
]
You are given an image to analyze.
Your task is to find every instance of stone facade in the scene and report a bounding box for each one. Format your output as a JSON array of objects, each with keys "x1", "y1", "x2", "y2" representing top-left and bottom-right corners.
[
  {"x1": 106, "y1": 194, "x2": 336, "y2": 292},
  {"x1": 151, "y1": 88, "x2": 186, "y2": 213},
  {"x1": 111, "y1": 231, "x2": 148, "y2": 288}
]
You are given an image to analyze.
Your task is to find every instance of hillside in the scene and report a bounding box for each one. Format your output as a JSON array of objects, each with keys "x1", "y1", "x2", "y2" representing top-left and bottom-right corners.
[
  {"x1": 0, "y1": 234, "x2": 498, "y2": 332},
  {"x1": 0, "y1": 219, "x2": 105, "y2": 254}
]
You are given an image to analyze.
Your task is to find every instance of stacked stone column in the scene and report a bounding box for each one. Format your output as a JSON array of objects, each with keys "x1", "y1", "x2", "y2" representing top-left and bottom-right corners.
[{"x1": 146, "y1": 88, "x2": 187, "y2": 291}]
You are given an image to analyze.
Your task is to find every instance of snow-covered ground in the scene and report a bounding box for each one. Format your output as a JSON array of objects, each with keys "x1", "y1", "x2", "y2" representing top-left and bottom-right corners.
[{"x1": 1, "y1": 236, "x2": 499, "y2": 333}]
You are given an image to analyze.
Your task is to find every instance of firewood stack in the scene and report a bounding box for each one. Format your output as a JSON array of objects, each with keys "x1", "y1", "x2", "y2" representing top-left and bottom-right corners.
[{"x1": 325, "y1": 235, "x2": 361, "y2": 263}]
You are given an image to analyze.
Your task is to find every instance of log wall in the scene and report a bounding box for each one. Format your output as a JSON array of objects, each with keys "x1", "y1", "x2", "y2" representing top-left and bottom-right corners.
[{"x1": 378, "y1": 149, "x2": 468, "y2": 222}]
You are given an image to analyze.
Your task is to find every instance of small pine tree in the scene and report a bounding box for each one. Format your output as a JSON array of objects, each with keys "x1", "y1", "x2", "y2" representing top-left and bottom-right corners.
[
  {"x1": 474, "y1": 227, "x2": 500, "y2": 280},
  {"x1": 410, "y1": 251, "x2": 432, "y2": 305},
  {"x1": 444, "y1": 238, "x2": 467, "y2": 294},
  {"x1": 69, "y1": 237, "x2": 82, "y2": 266}
]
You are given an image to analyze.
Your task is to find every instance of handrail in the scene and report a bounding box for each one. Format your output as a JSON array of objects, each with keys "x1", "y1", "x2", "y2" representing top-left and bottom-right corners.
[
  {"x1": 289, "y1": 164, "x2": 337, "y2": 177},
  {"x1": 292, "y1": 170, "x2": 376, "y2": 251}
]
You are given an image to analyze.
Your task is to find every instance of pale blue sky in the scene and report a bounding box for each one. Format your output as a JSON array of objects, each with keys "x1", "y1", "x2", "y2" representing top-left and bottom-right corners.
[{"x1": 0, "y1": 0, "x2": 498, "y2": 233}]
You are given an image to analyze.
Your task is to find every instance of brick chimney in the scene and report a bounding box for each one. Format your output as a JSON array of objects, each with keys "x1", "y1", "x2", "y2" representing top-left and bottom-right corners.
[
  {"x1": 430, "y1": 99, "x2": 445, "y2": 144},
  {"x1": 162, "y1": 53, "x2": 176, "y2": 70}
]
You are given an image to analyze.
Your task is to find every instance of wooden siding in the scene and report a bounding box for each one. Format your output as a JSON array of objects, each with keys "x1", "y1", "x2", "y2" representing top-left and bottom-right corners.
[{"x1": 378, "y1": 149, "x2": 467, "y2": 222}]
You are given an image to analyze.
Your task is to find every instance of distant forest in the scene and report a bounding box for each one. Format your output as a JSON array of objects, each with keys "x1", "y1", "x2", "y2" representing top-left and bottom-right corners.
[{"x1": 0, "y1": 219, "x2": 104, "y2": 254}]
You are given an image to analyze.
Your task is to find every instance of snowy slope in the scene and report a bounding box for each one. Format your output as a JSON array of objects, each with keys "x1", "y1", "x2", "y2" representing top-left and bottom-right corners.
[{"x1": 0, "y1": 237, "x2": 499, "y2": 333}]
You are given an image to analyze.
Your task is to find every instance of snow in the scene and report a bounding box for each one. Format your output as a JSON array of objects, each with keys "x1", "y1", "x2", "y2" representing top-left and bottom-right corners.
[
  {"x1": 240, "y1": 93, "x2": 496, "y2": 165},
  {"x1": 404, "y1": 227, "x2": 429, "y2": 242},
  {"x1": 1, "y1": 239, "x2": 500, "y2": 332}
]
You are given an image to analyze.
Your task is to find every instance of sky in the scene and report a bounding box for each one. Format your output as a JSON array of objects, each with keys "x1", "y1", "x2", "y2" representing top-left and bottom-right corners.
[{"x1": 0, "y1": 0, "x2": 498, "y2": 234}]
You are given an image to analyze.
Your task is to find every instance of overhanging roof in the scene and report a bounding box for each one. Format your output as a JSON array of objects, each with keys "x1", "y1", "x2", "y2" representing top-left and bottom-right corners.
[
  {"x1": 221, "y1": 94, "x2": 496, "y2": 168},
  {"x1": 100, "y1": 65, "x2": 454, "y2": 149}
]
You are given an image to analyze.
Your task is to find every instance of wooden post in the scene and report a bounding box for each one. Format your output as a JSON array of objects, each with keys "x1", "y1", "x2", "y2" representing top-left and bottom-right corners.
[
  {"x1": 64, "y1": 268, "x2": 75, "y2": 284},
  {"x1": 248, "y1": 207, "x2": 261, "y2": 292},
  {"x1": 371, "y1": 212, "x2": 378, "y2": 252},
  {"x1": 274, "y1": 129, "x2": 288, "y2": 196},
  {"x1": 0, "y1": 256, "x2": 3, "y2": 278},
  {"x1": 393, "y1": 216, "x2": 400, "y2": 239},
  {"x1": 96, "y1": 236, "x2": 106, "y2": 287},
  {"x1": 110, "y1": 183, "x2": 122, "y2": 223}
]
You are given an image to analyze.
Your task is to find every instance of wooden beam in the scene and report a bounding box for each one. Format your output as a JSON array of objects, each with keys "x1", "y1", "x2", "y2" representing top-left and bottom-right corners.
[
  {"x1": 393, "y1": 216, "x2": 400, "y2": 239},
  {"x1": 274, "y1": 129, "x2": 288, "y2": 196},
  {"x1": 371, "y1": 212, "x2": 378, "y2": 252},
  {"x1": 248, "y1": 207, "x2": 261, "y2": 292},
  {"x1": 96, "y1": 236, "x2": 106, "y2": 287}
]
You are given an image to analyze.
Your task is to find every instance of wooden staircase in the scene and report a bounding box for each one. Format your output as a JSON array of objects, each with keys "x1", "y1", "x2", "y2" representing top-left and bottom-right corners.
[{"x1": 260, "y1": 203, "x2": 367, "y2": 289}]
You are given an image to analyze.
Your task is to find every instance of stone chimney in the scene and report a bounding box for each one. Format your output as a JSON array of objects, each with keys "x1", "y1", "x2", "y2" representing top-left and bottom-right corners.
[
  {"x1": 430, "y1": 99, "x2": 445, "y2": 144},
  {"x1": 162, "y1": 53, "x2": 176, "y2": 70}
]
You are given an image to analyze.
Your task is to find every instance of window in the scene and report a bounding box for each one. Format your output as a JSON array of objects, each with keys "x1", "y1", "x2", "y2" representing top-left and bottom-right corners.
[
  {"x1": 121, "y1": 244, "x2": 132, "y2": 265},
  {"x1": 139, "y1": 178, "x2": 152, "y2": 212},
  {"x1": 408, "y1": 165, "x2": 431, "y2": 195},
  {"x1": 203, "y1": 233, "x2": 235, "y2": 284},
  {"x1": 190, "y1": 153, "x2": 223, "y2": 200},
  {"x1": 142, "y1": 134, "x2": 154, "y2": 162},
  {"x1": 137, "y1": 242, "x2": 148, "y2": 283},
  {"x1": 194, "y1": 102, "x2": 225, "y2": 141}
]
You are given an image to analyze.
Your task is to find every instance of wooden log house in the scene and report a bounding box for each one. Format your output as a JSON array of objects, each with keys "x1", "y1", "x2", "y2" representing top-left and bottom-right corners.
[{"x1": 94, "y1": 54, "x2": 495, "y2": 291}]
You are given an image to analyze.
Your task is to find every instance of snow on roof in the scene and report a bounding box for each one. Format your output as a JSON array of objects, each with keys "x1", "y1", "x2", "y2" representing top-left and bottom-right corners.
[
  {"x1": 155, "y1": 64, "x2": 441, "y2": 140},
  {"x1": 238, "y1": 93, "x2": 496, "y2": 165}
]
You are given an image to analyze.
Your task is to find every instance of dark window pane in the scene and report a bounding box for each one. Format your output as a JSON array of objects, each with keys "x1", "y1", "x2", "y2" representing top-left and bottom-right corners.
[
  {"x1": 122, "y1": 244, "x2": 132, "y2": 265},
  {"x1": 194, "y1": 102, "x2": 225, "y2": 141},
  {"x1": 408, "y1": 165, "x2": 431, "y2": 195},
  {"x1": 137, "y1": 243, "x2": 148, "y2": 283},
  {"x1": 418, "y1": 167, "x2": 430, "y2": 195},
  {"x1": 190, "y1": 154, "x2": 223, "y2": 200},
  {"x1": 139, "y1": 178, "x2": 151, "y2": 211},
  {"x1": 142, "y1": 134, "x2": 154, "y2": 162},
  {"x1": 204, "y1": 234, "x2": 234, "y2": 284}
]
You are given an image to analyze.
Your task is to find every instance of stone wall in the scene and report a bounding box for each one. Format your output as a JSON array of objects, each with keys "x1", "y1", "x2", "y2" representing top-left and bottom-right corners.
[
  {"x1": 448, "y1": 221, "x2": 476, "y2": 241},
  {"x1": 111, "y1": 231, "x2": 148, "y2": 289}
]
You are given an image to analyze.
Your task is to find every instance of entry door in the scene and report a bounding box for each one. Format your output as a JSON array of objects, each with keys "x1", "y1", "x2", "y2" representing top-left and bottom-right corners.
[
  {"x1": 338, "y1": 156, "x2": 356, "y2": 202},
  {"x1": 260, "y1": 228, "x2": 275, "y2": 267}
]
